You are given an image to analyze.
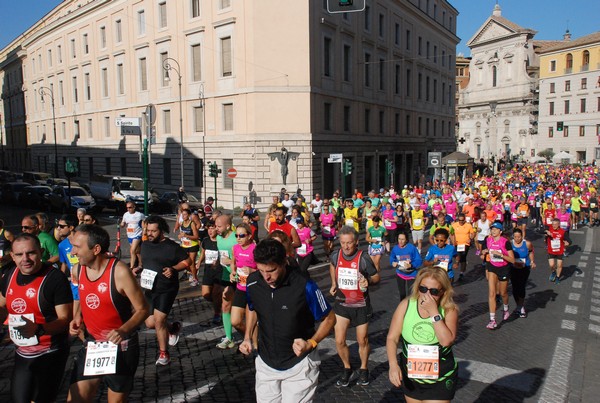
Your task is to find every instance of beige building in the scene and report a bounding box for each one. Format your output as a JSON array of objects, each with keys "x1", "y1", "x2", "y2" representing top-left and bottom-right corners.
[
  {"x1": 537, "y1": 31, "x2": 600, "y2": 163},
  {"x1": 2, "y1": 0, "x2": 458, "y2": 206}
]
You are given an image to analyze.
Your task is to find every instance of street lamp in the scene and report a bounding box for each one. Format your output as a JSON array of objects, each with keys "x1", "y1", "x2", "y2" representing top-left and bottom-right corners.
[
  {"x1": 38, "y1": 86, "x2": 59, "y2": 177},
  {"x1": 198, "y1": 83, "x2": 206, "y2": 201},
  {"x1": 162, "y1": 57, "x2": 184, "y2": 189}
]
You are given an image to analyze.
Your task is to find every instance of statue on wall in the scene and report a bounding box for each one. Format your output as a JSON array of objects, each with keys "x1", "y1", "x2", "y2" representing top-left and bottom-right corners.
[{"x1": 268, "y1": 147, "x2": 299, "y2": 185}]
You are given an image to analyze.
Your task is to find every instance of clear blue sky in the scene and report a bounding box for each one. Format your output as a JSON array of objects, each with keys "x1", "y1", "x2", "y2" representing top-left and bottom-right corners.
[{"x1": 1, "y1": 1, "x2": 599, "y2": 55}]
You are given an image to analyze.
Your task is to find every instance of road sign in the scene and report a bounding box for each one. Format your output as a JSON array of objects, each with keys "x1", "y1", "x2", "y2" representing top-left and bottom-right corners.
[
  {"x1": 327, "y1": 0, "x2": 366, "y2": 13},
  {"x1": 428, "y1": 152, "x2": 442, "y2": 168},
  {"x1": 144, "y1": 104, "x2": 156, "y2": 126},
  {"x1": 227, "y1": 168, "x2": 237, "y2": 179},
  {"x1": 149, "y1": 126, "x2": 156, "y2": 144},
  {"x1": 115, "y1": 117, "x2": 141, "y2": 127},
  {"x1": 121, "y1": 126, "x2": 142, "y2": 136},
  {"x1": 328, "y1": 153, "x2": 343, "y2": 163}
]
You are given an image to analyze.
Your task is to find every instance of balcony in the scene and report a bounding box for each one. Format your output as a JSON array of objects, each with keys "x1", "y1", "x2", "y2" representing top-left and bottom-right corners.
[
  {"x1": 581, "y1": 64, "x2": 589, "y2": 72},
  {"x1": 564, "y1": 67, "x2": 573, "y2": 74}
]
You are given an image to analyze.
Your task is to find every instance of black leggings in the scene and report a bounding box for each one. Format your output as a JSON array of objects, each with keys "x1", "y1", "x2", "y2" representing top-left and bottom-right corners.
[
  {"x1": 12, "y1": 347, "x2": 69, "y2": 403},
  {"x1": 510, "y1": 267, "x2": 531, "y2": 301},
  {"x1": 297, "y1": 252, "x2": 313, "y2": 278},
  {"x1": 396, "y1": 276, "x2": 415, "y2": 300}
]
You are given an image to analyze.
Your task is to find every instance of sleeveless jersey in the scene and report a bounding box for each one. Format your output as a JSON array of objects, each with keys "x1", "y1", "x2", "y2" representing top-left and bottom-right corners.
[
  {"x1": 335, "y1": 251, "x2": 367, "y2": 307},
  {"x1": 179, "y1": 221, "x2": 199, "y2": 248},
  {"x1": 233, "y1": 243, "x2": 257, "y2": 291},
  {"x1": 486, "y1": 236, "x2": 510, "y2": 268},
  {"x1": 320, "y1": 213, "x2": 336, "y2": 237},
  {"x1": 512, "y1": 241, "x2": 530, "y2": 267},
  {"x1": 382, "y1": 209, "x2": 397, "y2": 230},
  {"x1": 79, "y1": 258, "x2": 133, "y2": 341}
]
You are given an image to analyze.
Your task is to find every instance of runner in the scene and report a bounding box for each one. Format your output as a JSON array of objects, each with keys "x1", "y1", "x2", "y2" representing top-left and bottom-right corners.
[
  {"x1": 21, "y1": 215, "x2": 59, "y2": 264},
  {"x1": 480, "y1": 221, "x2": 515, "y2": 329},
  {"x1": 120, "y1": 201, "x2": 145, "y2": 272},
  {"x1": 76, "y1": 208, "x2": 87, "y2": 225},
  {"x1": 0, "y1": 234, "x2": 72, "y2": 403},
  {"x1": 177, "y1": 208, "x2": 200, "y2": 286},
  {"x1": 409, "y1": 203, "x2": 427, "y2": 254},
  {"x1": 423, "y1": 228, "x2": 458, "y2": 283},
  {"x1": 474, "y1": 211, "x2": 492, "y2": 257},
  {"x1": 515, "y1": 196, "x2": 531, "y2": 238},
  {"x1": 320, "y1": 203, "x2": 337, "y2": 262},
  {"x1": 268, "y1": 206, "x2": 301, "y2": 248},
  {"x1": 204, "y1": 196, "x2": 215, "y2": 220},
  {"x1": 295, "y1": 217, "x2": 317, "y2": 276},
  {"x1": 140, "y1": 216, "x2": 191, "y2": 365},
  {"x1": 429, "y1": 213, "x2": 455, "y2": 247},
  {"x1": 545, "y1": 218, "x2": 570, "y2": 285},
  {"x1": 329, "y1": 226, "x2": 380, "y2": 387},
  {"x1": 382, "y1": 201, "x2": 397, "y2": 254},
  {"x1": 215, "y1": 214, "x2": 238, "y2": 349},
  {"x1": 229, "y1": 223, "x2": 257, "y2": 337},
  {"x1": 198, "y1": 221, "x2": 223, "y2": 325},
  {"x1": 590, "y1": 190, "x2": 599, "y2": 226},
  {"x1": 390, "y1": 232, "x2": 423, "y2": 300},
  {"x1": 511, "y1": 229, "x2": 536, "y2": 318},
  {"x1": 239, "y1": 239, "x2": 335, "y2": 402},
  {"x1": 386, "y1": 267, "x2": 458, "y2": 402},
  {"x1": 366, "y1": 217, "x2": 387, "y2": 272},
  {"x1": 57, "y1": 214, "x2": 83, "y2": 339},
  {"x1": 310, "y1": 193, "x2": 323, "y2": 233},
  {"x1": 451, "y1": 213, "x2": 475, "y2": 281},
  {"x1": 68, "y1": 224, "x2": 149, "y2": 401}
]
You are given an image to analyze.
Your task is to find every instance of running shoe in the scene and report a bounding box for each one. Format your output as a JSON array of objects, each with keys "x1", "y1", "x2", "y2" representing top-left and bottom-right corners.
[
  {"x1": 486, "y1": 319, "x2": 498, "y2": 330},
  {"x1": 336, "y1": 368, "x2": 354, "y2": 387},
  {"x1": 475, "y1": 250, "x2": 481, "y2": 256},
  {"x1": 156, "y1": 351, "x2": 170, "y2": 366},
  {"x1": 168, "y1": 321, "x2": 182, "y2": 346},
  {"x1": 189, "y1": 279, "x2": 199, "y2": 287},
  {"x1": 549, "y1": 271, "x2": 557, "y2": 282},
  {"x1": 357, "y1": 369, "x2": 370, "y2": 386},
  {"x1": 519, "y1": 308, "x2": 528, "y2": 318},
  {"x1": 503, "y1": 309, "x2": 510, "y2": 321},
  {"x1": 216, "y1": 337, "x2": 235, "y2": 350},
  {"x1": 555, "y1": 276, "x2": 562, "y2": 285}
]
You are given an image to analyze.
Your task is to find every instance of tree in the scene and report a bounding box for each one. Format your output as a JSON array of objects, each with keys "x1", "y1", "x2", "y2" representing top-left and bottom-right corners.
[{"x1": 537, "y1": 148, "x2": 554, "y2": 161}]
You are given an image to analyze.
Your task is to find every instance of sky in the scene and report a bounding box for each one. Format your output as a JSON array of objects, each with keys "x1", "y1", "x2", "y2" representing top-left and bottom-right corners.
[{"x1": 0, "y1": 1, "x2": 599, "y2": 54}]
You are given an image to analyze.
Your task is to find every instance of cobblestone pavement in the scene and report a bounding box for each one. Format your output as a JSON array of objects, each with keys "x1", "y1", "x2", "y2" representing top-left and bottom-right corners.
[{"x1": 1, "y1": 208, "x2": 599, "y2": 402}]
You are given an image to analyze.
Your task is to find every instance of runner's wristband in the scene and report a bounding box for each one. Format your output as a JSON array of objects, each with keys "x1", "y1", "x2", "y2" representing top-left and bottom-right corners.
[{"x1": 307, "y1": 339, "x2": 318, "y2": 349}]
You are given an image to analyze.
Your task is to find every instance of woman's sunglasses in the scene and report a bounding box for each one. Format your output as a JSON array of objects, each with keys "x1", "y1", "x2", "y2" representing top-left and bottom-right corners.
[{"x1": 418, "y1": 285, "x2": 442, "y2": 296}]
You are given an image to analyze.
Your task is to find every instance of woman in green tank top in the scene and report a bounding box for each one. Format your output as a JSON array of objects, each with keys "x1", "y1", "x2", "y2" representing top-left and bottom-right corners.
[{"x1": 386, "y1": 267, "x2": 459, "y2": 402}]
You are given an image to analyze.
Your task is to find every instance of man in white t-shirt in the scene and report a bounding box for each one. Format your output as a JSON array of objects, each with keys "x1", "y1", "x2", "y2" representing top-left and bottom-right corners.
[
  {"x1": 121, "y1": 201, "x2": 145, "y2": 271},
  {"x1": 281, "y1": 193, "x2": 295, "y2": 220},
  {"x1": 310, "y1": 194, "x2": 324, "y2": 232}
]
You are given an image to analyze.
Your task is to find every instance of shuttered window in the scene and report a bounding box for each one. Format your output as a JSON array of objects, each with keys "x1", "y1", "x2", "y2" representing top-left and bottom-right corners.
[{"x1": 221, "y1": 37, "x2": 232, "y2": 77}]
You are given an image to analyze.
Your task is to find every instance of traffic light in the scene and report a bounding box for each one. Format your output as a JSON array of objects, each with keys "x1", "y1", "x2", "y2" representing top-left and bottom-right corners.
[
  {"x1": 208, "y1": 162, "x2": 221, "y2": 178},
  {"x1": 557, "y1": 121, "x2": 564, "y2": 131},
  {"x1": 385, "y1": 159, "x2": 394, "y2": 176},
  {"x1": 343, "y1": 159, "x2": 353, "y2": 176},
  {"x1": 327, "y1": 0, "x2": 365, "y2": 13}
]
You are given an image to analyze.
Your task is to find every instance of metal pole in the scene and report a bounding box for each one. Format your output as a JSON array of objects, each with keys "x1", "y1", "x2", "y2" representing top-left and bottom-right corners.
[
  {"x1": 0, "y1": 115, "x2": 4, "y2": 170},
  {"x1": 178, "y1": 73, "x2": 184, "y2": 188},
  {"x1": 143, "y1": 139, "x2": 149, "y2": 216},
  {"x1": 214, "y1": 173, "x2": 218, "y2": 209},
  {"x1": 231, "y1": 178, "x2": 234, "y2": 213},
  {"x1": 38, "y1": 86, "x2": 59, "y2": 177},
  {"x1": 200, "y1": 84, "x2": 206, "y2": 202}
]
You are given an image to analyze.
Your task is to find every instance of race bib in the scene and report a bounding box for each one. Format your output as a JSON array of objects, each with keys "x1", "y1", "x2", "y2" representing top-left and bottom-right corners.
[
  {"x1": 126, "y1": 223, "x2": 138, "y2": 234},
  {"x1": 457, "y1": 244, "x2": 466, "y2": 252},
  {"x1": 338, "y1": 267, "x2": 358, "y2": 290},
  {"x1": 84, "y1": 341, "x2": 118, "y2": 376},
  {"x1": 546, "y1": 217, "x2": 553, "y2": 225},
  {"x1": 413, "y1": 219, "x2": 422, "y2": 227},
  {"x1": 490, "y1": 249, "x2": 504, "y2": 263},
  {"x1": 205, "y1": 250, "x2": 218, "y2": 264},
  {"x1": 372, "y1": 237, "x2": 382, "y2": 244},
  {"x1": 181, "y1": 237, "x2": 191, "y2": 248},
  {"x1": 496, "y1": 214, "x2": 503, "y2": 221},
  {"x1": 437, "y1": 260, "x2": 449, "y2": 271},
  {"x1": 550, "y1": 239, "x2": 561, "y2": 252},
  {"x1": 140, "y1": 269, "x2": 158, "y2": 290},
  {"x1": 345, "y1": 218, "x2": 354, "y2": 226},
  {"x1": 466, "y1": 216, "x2": 472, "y2": 223},
  {"x1": 297, "y1": 243, "x2": 307, "y2": 255},
  {"x1": 236, "y1": 267, "x2": 249, "y2": 287},
  {"x1": 8, "y1": 314, "x2": 39, "y2": 347},
  {"x1": 384, "y1": 219, "x2": 392, "y2": 227},
  {"x1": 398, "y1": 260, "x2": 412, "y2": 271},
  {"x1": 518, "y1": 258, "x2": 527, "y2": 265},
  {"x1": 591, "y1": 203, "x2": 597, "y2": 208},
  {"x1": 520, "y1": 211, "x2": 527, "y2": 217},
  {"x1": 407, "y1": 344, "x2": 439, "y2": 380},
  {"x1": 559, "y1": 221, "x2": 569, "y2": 230},
  {"x1": 219, "y1": 250, "x2": 230, "y2": 260},
  {"x1": 323, "y1": 225, "x2": 331, "y2": 234}
]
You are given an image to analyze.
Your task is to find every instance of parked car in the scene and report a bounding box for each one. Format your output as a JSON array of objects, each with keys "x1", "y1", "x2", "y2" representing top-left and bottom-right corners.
[
  {"x1": 47, "y1": 185, "x2": 96, "y2": 213},
  {"x1": 46, "y1": 177, "x2": 80, "y2": 187},
  {"x1": 151, "y1": 192, "x2": 203, "y2": 214},
  {"x1": 1, "y1": 182, "x2": 31, "y2": 205},
  {"x1": 23, "y1": 171, "x2": 52, "y2": 185},
  {"x1": 18, "y1": 186, "x2": 53, "y2": 210},
  {"x1": 0, "y1": 170, "x2": 19, "y2": 184}
]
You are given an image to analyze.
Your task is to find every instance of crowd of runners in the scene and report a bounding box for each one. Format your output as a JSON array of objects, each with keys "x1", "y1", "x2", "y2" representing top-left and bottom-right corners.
[{"x1": 0, "y1": 162, "x2": 597, "y2": 402}]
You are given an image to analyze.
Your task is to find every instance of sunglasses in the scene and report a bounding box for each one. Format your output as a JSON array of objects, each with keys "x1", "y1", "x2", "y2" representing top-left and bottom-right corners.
[
  {"x1": 83, "y1": 219, "x2": 94, "y2": 223},
  {"x1": 235, "y1": 233, "x2": 247, "y2": 238},
  {"x1": 418, "y1": 285, "x2": 443, "y2": 296},
  {"x1": 57, "y1": 224, "x2": 69, "y2": 228},
  {"x1": 21, "y1": 225, "x2": 36, "y2": 230}
]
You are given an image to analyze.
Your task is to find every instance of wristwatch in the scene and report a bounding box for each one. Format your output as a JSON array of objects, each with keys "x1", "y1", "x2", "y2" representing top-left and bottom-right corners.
[{"x1": 431, "y1": 315, "x2": 442, "y2": 323}]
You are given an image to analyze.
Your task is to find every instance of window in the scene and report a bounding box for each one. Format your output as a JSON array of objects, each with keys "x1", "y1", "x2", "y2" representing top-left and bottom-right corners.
[
  {"x1": 191, "y1": 44, "x2": 202, "y2": 81},
  {"x1": 71, "y1": 39, "x2": 76, "y2": 58},
  {"x1": 84, "y1": 73, "x2": 91, "y2": 100},
  {"x1": 442, "y1": 50, "x2": 445, "y2": 66},
  {"x1": 418, "y1": 73, "x2": 422, "y2": 99},
  {"x1": 343, "y1": 45, "x2": 351, "y2": 82},
  {"x1": 192, "y1": 0, "x2": 200, "y2": 18},
  {"x1": 139, "y1": 58, "x2": 148, "y2": 91},
  {"x1": 549, "y1": 102, "x2": 554, "y2": 115},
  {"x1": 101, "y1": 68, "x2": 108, "y2": 97},
  {"x1": 194, "y1": 158, "x2": 203, "y2": 187},
  {"x1": 221, "y1": 36, "x2": 232, "y2": 77},
  {"x1": 163, "y1": 158, "x2": 172, "y2": 185},
  {"x1": 425, "y1": 76, "x2": 430, "y2": 101},
  {"x1": 323, "y1": 37, "x2": 332, "y2": 77},
  {"x1": 223, "y1": 159, "x2": 233, "y2": 189},
  {"x1": 117, "y1": 63, "x2": 124, "y2": 95},
  {"x1": 579, "y1": 126, "x2": 585, "y2": 137},
  {"x1": 564, "y1": 100, "x2": 570, "y2": 114},
  {"x1": 418, "y1": 36, "x2": 422, "y2": 55},
  {"x1": 59, "y1": 80, "x2": 64, "y2": 105},
  {"x1": 405, "y1": 114, "x2": 411, "y2": 135},
  {"x1": 48, "y1": 49, "x2": 53, "y2": 67},
  {"x1": 394, "y1": 113, "x2": 400, "y2": 135},
  {"x1": 163, "y1": 110, "x2": 171, "y2": 134},
  {"x1": 581, "y1": 78, "x2": 587, "y2": 89},
  {"x1": 364, "y1": 109, "x2": 370, "y2": 133},
  {"x1": 100, "y1": 26, "x2": 106, "y2": 48},
  {"x1": 378, "y1": 14, "x2": 384, "y2": 37},
  {"x1": 158, "y1": 2, "x2": 167, "y2": 28},
  {"x1": 581, "y1": 98, "x2": 586, "y2": 113},
  {"x1": 83, "y1": 34, "x2": 89, "y2": 54},
  {"x1": 379, "y1": 111, "x2": 384, "y2": 134},
  {"x1": 160, "y1": 52, "x2": 169, "y2": 86},
  {"x1": 433, "y1": 45, "x2": 437, "y2": 63},
  {"x1": 115, "y1": 20, "x2": 122, "y2": 43},
  {"x1": 324, "y1": 102, "x2": 332, "y2": 131},
  {"x1": 565, "y1": 53, "x2": 573, "y2": 71},
  {"x1": 426, "y1": 41, "x2": 430, "y2": 59},
  {"x1": 62, "y1": 122, "x2": 66, "y2": 140},
  {"x1": 550, "y1": 60, "x2": 556, "y2": 72},
  {"x1": 57, "y1": 45, "x2": 62, "y2": 63},
  {"x1": 564, "y1": 125, "x2": 569, "y2": 137},
  {"x1": 550, "y1": 82, "x2": 555, "y2": 93},
  {"x1": 406, "y1": 68, "x2": 411, "y2": 96},
  {"x1": 406, "y1": 29, "x2": 411, "y2": 50},
  {"x1": 223, "y1": 103, "x2": 234, "y2": 131},
  {"x1": 379, "y1": 58, "x2": 385, "y2": 90},
  {"x1": 137, "y1": 10, "x2": 146, "y2": 35},
  {"x1": 433, "y1": 79, "x2": 437, "y2": 103},
  {"x1": 364, "y1": 5, "x2": 370, "y2": 31},
  {"x1": 194, "y1": 106, "x2": 204, "y2": 132},
  {"x1": 442, "y1": 82, "x2": 445, "y2": 105},
  {"x1": 364, "y1": 53, "x2": 371, "y2": 87},
  {"x1": 394, "y1": 23, "x2": 400, "y2": 45},
  {"x1": 72, "y1": 76, "x2": 78, "y2": 103},
  {"x1": 87, "y1": 118, "x2": 93, "y2": 138},
  {"x1": 418, "y1": 117, "x2": 422, "y2": 135},
  {"x1": 492, "y1": 66, "x2": 497, "y2": 87},
  {"x1": 565, "y1": 80, "x2": 571, "y2": 91},
  {"x1": 219, "y1": 0, "x2": 231, "y2": 9},
  {"x1": 395, "y1": 64, "x2": 400, "y2": 94},
  {"x1": 104, "y1": 117, "x2": 110, "y2": 137},
  {"x1": 582, "y1": 50, "x2": 590, "y2": 70},
  {"x1": 343, "y1": 106, "x2": 350, "y2": 132}
]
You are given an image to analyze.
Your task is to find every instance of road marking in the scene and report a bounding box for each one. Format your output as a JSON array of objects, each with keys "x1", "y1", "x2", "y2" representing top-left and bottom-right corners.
[
  {"x1": 565, "y1": 305, "x2": 578, "y2": 314},
  {"x1": 579, "y1": 262, "x2": 588, "y2": 268},
  {"x1": 593, "y1": 291, "x2": 600, "y2": 298},
  {"x1": 580, "y1": 255, "x2": 589, "y2": 261},
  {"x1": 570, "y1": 230, "x2": 584, "y2": 234},
  {"x1": 561, "y1": 320, "x2": 576, "y2": 330},
  {"x1": 309, "y1": 262, "x2": 330, "y2": 271},
  {"x1": 572, "y1": 281, "x2": 583, "y2": 289},
  {"x1": 590, "y1": 324, "x2": 600, "y2": 335},
  {"x1": 568, "y1": 293, "x2": 581, "y2": 301},
  {"x1": 575, "y1": 270, "x2": 585, "y2": 278},
  {"x1": 539, "y1": 337, "x2": 574, "y2": 403},
  {"x1": 589, "y1": 314, "x2": 600, "y2": 323},
  {"x1": 591, "y1": 306, "x2": 600, "y2": 314},
  {"x1": 584, "y1": 226, "x2": 594, "y2": 252}
]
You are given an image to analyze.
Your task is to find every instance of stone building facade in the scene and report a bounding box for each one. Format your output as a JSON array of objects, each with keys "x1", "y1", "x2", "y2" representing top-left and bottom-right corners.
[{"x1": 1, "y1": 0, "x2": 458, "y2": 207}]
